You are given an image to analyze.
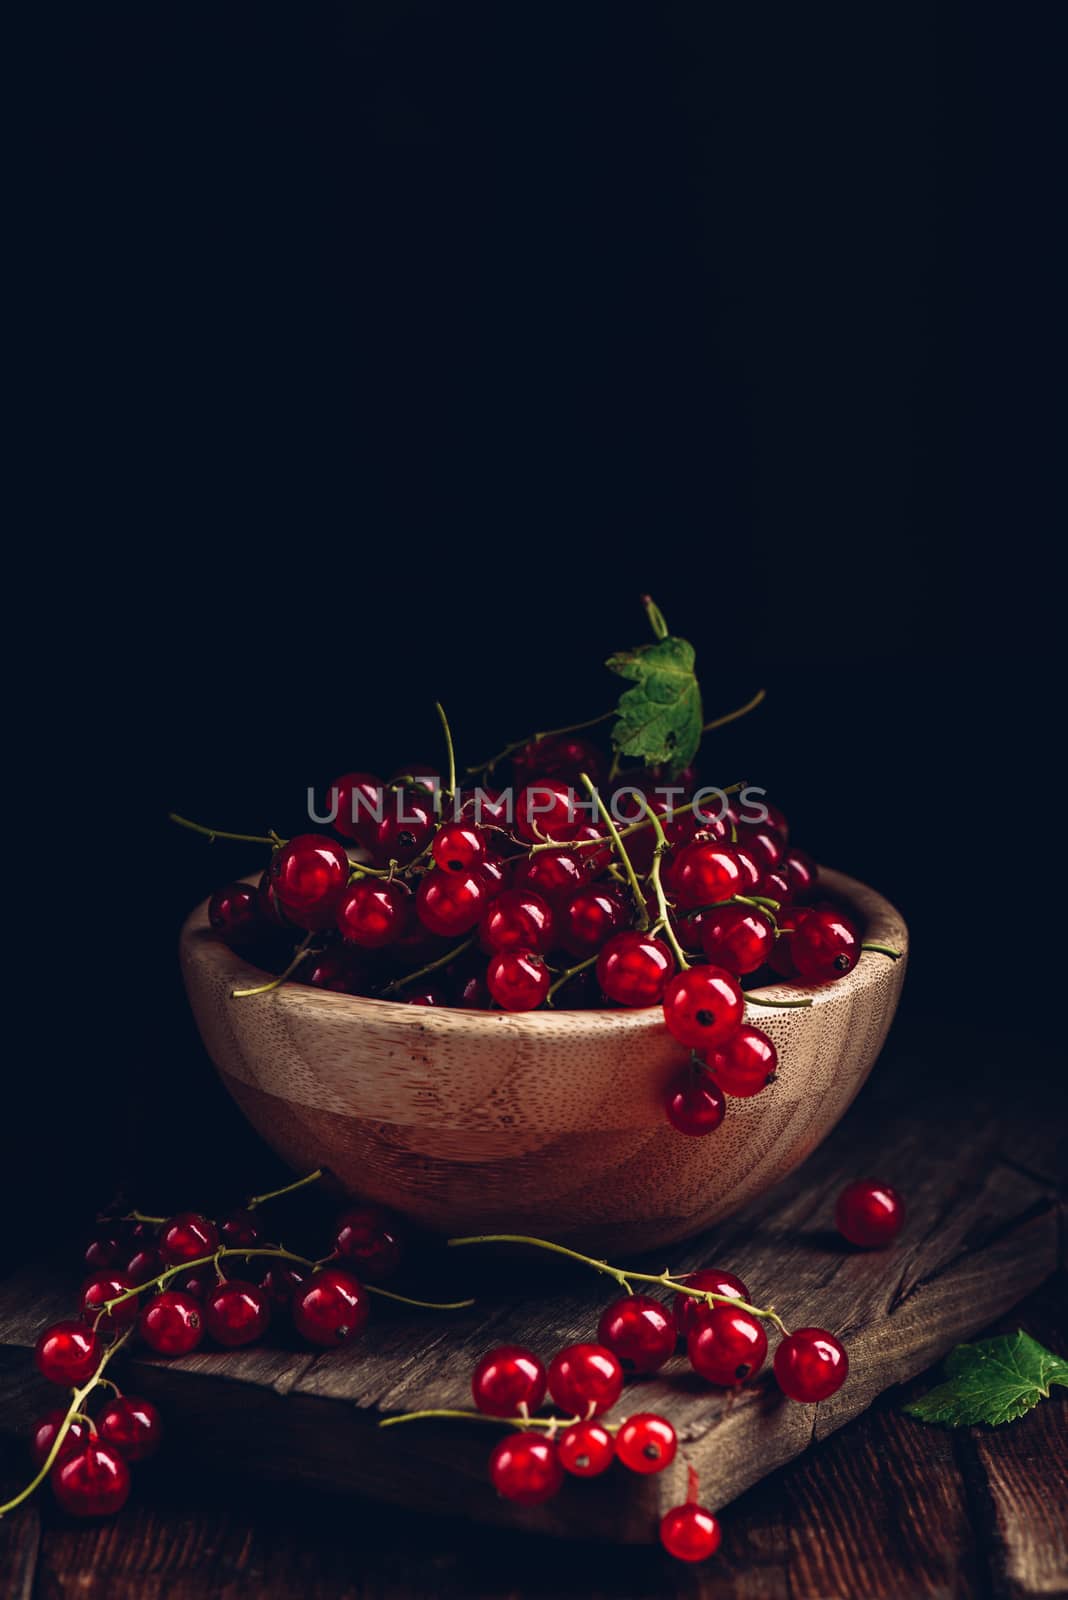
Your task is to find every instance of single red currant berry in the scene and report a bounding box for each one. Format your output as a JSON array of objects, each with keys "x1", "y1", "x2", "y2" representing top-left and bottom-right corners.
[
  {"x1": 662, "y1": 967, "x2": 744, "y2": 1049},
  {"x1": 431, "y1": 822, "x2": 488, "y2": 874},
  {"x1": 336, "y1": 878, "x2": 411, "y2": 948},
  {"x1": 328, "y1": 771, "x2": 385, "y2": 843},
  {"x1": 368, "y1": 790, "x2": 435, "y2": 867},
  {"x1": 458, "y1": 787, "x2": 510, "y2": 829},
  {"x1": 704, "y1": 1026, "x2": 778, "y2": 1098},
  {"x1": 304, "y1": 948, "x2": 366, "y2": 993},
  {"x1": 334, "y1": 1205, "x2": 404, "y2": 1280},
  {"x1": 125, "y1": 1245, "x2": 163, "y2": 1286},
  {"x1": 699, "y1": 905, "x2": 773, "y2": 976},
  {"x1": 204, "y1": 1279, "x2": 271, "y2": 1347},
  {"x1": 415, "y1": 868, "x2": 488, "y2": 937},
  {"x1": 557, "y1": 1420, "x2": 615, "y2": 1477},
  {"x1": 664, "y1": 1069, "x2": 727, "y2": 1136},
  {"x1": 774, "y1": 1327, "x2": 849, "y2": 1402},
  {"x1": 170, "y1": 1265, "x2": 218, "y2": 1300},
  {"x1": 735, "y1": 822, "x2": 785, "y2": 871},
  {"x1": 488, "y1": 1432, "x2": 564, "y2": 1505},
  {"x1": 758, "y1": 801, "x2": 790, "y2": 841},
  {"x1": 35, "y1": 1322, "x2": 100, "y2": 1385},
  {"x1": 208, "y1": 882, "x2": 263, "y2": 947},
  {"x1": 673, "y1": 1270, "x2": 750, "y2": 1339},
  {"x1": 597, "y1": 931, "x2": 674, "y2": 1007},
  {"x1": 547, "y1": 1342, "x2": 624, "y2": 1417},
  {"x1": 761, "y1": 868, "x2": 793, "y2": 905},
  {"x1": 513, "y1": 848, "x2": 590, "y2": 909},
  {"x1": 687, "y1": 1303, "x2": 768, "y2": 1384},
  {"x1": 615, "y1": 1412, "x2": 678, "y2": 1475},
  {"x1": 556, "y1": 886, "x2": 627, "y2": 959},
  {"x1": 30, "y1": 1410, "x2": 93, "y2": 1469},
  {"x1": 270, "y1": 834, "x2": 351, "y2": 930},
  {"x1": 97, "y1": 1395, "x2": 163, "y2": 1461},
  {"x1": 660, "y1": 1502, "x2": 722, "y2": 1562},
  {"x1": 562, "y1": 822, "x2": 613, "y2": 875},
  {"x1": 835, "y1": 1180, "x2": 905, "y2": 1248},
  {"x1": 479, "y1": 887, "x2": 555, "y2": 954},
  {"x1": 597, "y1": 1295, "x2": 675, "y2": 1374},
  {"x1": 292, "y1": 1266, "x2": 369, "y2": 1347},
  {"x1": 671, "y1": 841, "x2": 744, "y2": 911},
  {"x1": 514, "y1": 781, "x2": 579, "y2": 844},
  {"x1": 258, "y1": 869, "x2": 291, "y2": 928},
  {"x1": 486, "y1": 949, "x2": 550, "y2": 1011},
  {"x1": 84, "y1": 1231, "x2": 124, "y2": 1271},
  {"x1": 471, "y1": 1346, "x2": 547, "y2": 1417},
  {"x1": 733, "y1": 843, "x2": 764, "y2": 893},
  {"x1": 80, "y1": 1271, "x2": 139, "y2": 1330},
  {"x1": 782, "y1": 849, "x2": 817, "y2": 897},
  {"x1": 51, "y1": 1442, "x2": 131, "y2": 1518},
  {"x1": 260, "y1": 1262, "x2": 310, "y2": 1308},
  {"x1": 791, "y1": 907, "x2": 861, "y2": 982},
  {"x1": 160, "y1": 1212, "x2": 219, "y2": 1266},
  {"x1": 138, "y1": 1291, "x2": 204, "y2": 1356},
  {"x1": 405, "y1": 986, "x2": 449, "y2": 1006},
  {"x1": 475, "y1": 856, "x2": 510, "y2": 900},
  {"x1": 219, "y1": 1208, "x2": 263, "y2": 1249},
  {"x1": 768, "y1": 906, "x2": 813, "y2": 977}
]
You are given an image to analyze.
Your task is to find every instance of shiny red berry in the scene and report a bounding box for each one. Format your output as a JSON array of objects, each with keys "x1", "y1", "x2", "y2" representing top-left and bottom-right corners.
[
  {"x1": 660, "y1": 1502, "x2": 722, "y2": 1562},
  {"x1": 791, "y1": 907, "x2": 861, "y2": 982},
  {"x1": 208, "y1": 881, "x2": 262, "y2": 947},
  {"x1": 35, "y1": 1321, "x2": 100, "y2": 1385},
  {"x1": 304, "y1": 947, "x2": 366, "y2": 993},
  {"x1": 84, "y1": 1231, "x2": 125, "y2": 1271},
  {"x1": 431, "y1": 823, "x2": 488, "y2": 875},
  {"x1": 662, "y1": 966, "x2": 744, "y2": 1049},
  {"x1": 664, "y1": 1069, "x2": 726, "y2": 1135},
  {"x1": 270, "y1": 834, "x2": 351, "y2": 930},
  {"x1": 761, "y1": 868, "x2": 793, "y2": 905},
  {"x1": 220, "y1": 1208, "x2": 263, "y2": 1249},
  {"x1": 597, "y1": 1295, "x2": 675, "y2": 1373},
  {"x1": 671, "y1": 842, "x2": 744, "y2": 911},
  {"x1": 488, "y1": 1432, "x2": 563, "y2": 1504},
  {"x1": 699, "y1": 905, "x2": 773, "y2": 975},
  {"x1": 835, "y1": 1180, "x2": 905, "y2": 1247},
  {"x1": 615, "y1": 1412, "x2": 677, "y2": 1474},
  {"x1": 367, "y1": 790, "x2": 435, "y2": 866},
  {"x1": 415, "y1": 867, "x2": 488, "y2": 937},
  {"x1": 735, "y1": 822, "x2": 785, "y2": 871},
  {"x1": 259, "y1": 1262, "x2": 310, "y2": 1308},
  {"x1": 334, "y1": 1205, "x2": 404, "y2": 1280},
  {"x1": 336, "y1": 878, "x2": 410, "y2": 947},
  {"x1": 80, "y1": 1271, "x2": 139, "y2": 1330},
  {"x1": 514, "y1": 781, "x2": 580, "y2": 843},
  {"x1": 125, "y1": 1244, "x2": 163, "y2": 1286},
  {"x1": 673, "y1": 1270, "x2": 750, "y2": 1339},
  {"x1": 160, "y1": 1211, "x2": 218, "y2": 1266},
  {"x1": 328, "y1": 771, "x2": 385, "y2": 843},
  {"x1": 51, "y1": 1442, "x2": 130, "y2": 1517},
  {"x1": 97, "y1": 1395, "x2": 163, "y2": 1461},
  {"x1": 733, "y1": 843, "x2": 763, "y2": 893},
  {"x1": 405, "y1": 986, "x2": 449, "y2": 1005},
  {"x1": 471, "y1": 1345, "x2": 547, "y2": 1416},
  {"x1": 30, "y1": 1410, "x2": 93, "y2": 1469},
  {"x1": 704, "y1": 1026, "x2": 778, "y2": 1098},
  {"x1": 782, "y1": 849, "x2": 817, "y2": 897},
  {"x1": 513, "y1": 848, "x2": 590, "y2": 909},
  {"x1": 170, "y1": 1265, "x2": 217, "y2": 1300},
  {"x1": 557, "y1": 1419, "x2": 615, "y2": 1476},
  {"x1": 547, "y1": 1342, "x2": 623, "y2": 1417},
  {"x1": 138, "y1": 1291, "x2": 204, "y2": 1355},
  {"x1": 774, "y1": 1327, "x2": 849, "y2": 1402},
  {"x1": 486, "y1": 949, "x2": 550, "y2": 1010},
  {"x1": 556, "y1": 886, "x2": 627, "y2": 958},
  {"x1": 768, "y1": 906, "x2": 814, "y2": 977},
  {"x1": 597, "y1": 931, "x2": 674, "y2": 1007},
  {"x1": 479, "y1": 887, "x2": 555, "y2": 954},
  {"x1": 292, "y1": 1266, "x2": 369, "y2": 1347},
  {"x1": 204, "y1": 1279, "x2": 271, "y2": 1347},
  {"x1": 687, "y1": 1303, "x2": 768, "y2": 1384}
]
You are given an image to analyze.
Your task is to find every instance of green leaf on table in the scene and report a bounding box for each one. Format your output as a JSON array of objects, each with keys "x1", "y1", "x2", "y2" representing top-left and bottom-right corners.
[
  {"x1": 606, "y1": 634, "x2": 703, "y2": 775},
  {"x1": 904, "y1": 1330, "x2": 1068, "y2": 1427}
]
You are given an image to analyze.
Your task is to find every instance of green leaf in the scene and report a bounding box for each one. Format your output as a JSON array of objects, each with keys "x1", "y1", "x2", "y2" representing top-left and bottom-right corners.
[
  {"x1": 606, "y1": 634, "x2": 703, "y2": 774},
  {"x1": 904, "y1": 1330, "x2": 1068, "y2": 1428}
]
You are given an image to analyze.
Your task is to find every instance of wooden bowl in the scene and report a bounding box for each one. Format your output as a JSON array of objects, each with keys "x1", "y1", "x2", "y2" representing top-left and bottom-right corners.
[{"x1": 179, "y1": 868, "x2": 906, "y2": 1254}]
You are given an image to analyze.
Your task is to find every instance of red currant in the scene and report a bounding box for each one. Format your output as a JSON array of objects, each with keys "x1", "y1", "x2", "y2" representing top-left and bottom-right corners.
[
  {"x1": 514, "y1": 781, "x2": 580, "y2": 843},
  {"x1": 762, "y1": 869, "x2": 793, "y2": 907},
  {"x1": 547, "y1": 1343, "x2": 623, "y2": 1417},
  {"x1": 35, "y1": 1322, "x2": 100, "y2": 1385},
  {"x1": 51, "y1": 1442, "x2": 130, "y2": 1517},
  {"x1": 30, "y1": 1410, "x2": 93, "y2": 1469},
  {"x1": 791, "y1": 906, "x2": 861, "y2": 982},
  {"x1": 486, "y1": 949, "x2": 550, "y2": 1011},
  {"x1": 260, "y1": 1261, "x2": 310, "y2": 1308},
  {"x1": 458, "y1": 787, "x2": 510, "y2": 829},
  {"x1": 662, "y1": 966, "x2": 744, "y2": 1049},
  {"x1": 513, "y1": 734, "x2": 604, "y2": 787},
  {"x1": 768, "y1": 906, "x2": 814, "y2": 977},
  {"x1": 405, "y1": 986, "x2": 449, "y2": 1005},
  {"x1": 671, "y1": 842, "x2": 744, "y2": 911},
  {"x1": 664, "y1": 1069, "x2": 726, "y2": 1135},
  {"x1": 673, "y1": 1270, "x2": 750, "y2": 1339},
  {"x1": 513, "y1": 847, "x2": 590, "y2": 908},
  {"x1": 138, "y1": 1291, "x2": 204, "y2": 1356},
  {"x1": 219, "y1": 1208, "x2": 263, "y2": 1249},
  {"x1": 334, "y1": 1205, "x2": 404, "y2": 1280},
  {"x1": 80, "y1": 1271, "x2": 139, "y2": 1330},
  {"x1": 257, "y1": 869, "x2": 291, "y2": 929},
  {"x1": 563, "y1": 822, "x2": 613, "y2": 875},
  {"x1": 735, "y1": 822, "x2": 785, "y2": 871},
  {"x1": 415, "y1": 867, "x2": 488, "y2": 937},
  {"x1": 615, "y1": 1412, "x2": 677, "y2": 1474},
  {"x1": 431, "y1": 822, "x2": 488, "y2": 874},
  {"x1": 687, "y1": 1303, "x2": 768, "y2": 1384},
  {"x1": 557, "y1": 1419, "x2": 615, "y2": 1477},
  {"x1": 97, "y1": 1395, "x2": 163, "y2": 1461},
  {"x1": 597, "y1": 1295, "x2": 674, "y2": 1373},
  {"x1": 304, "y1": 948, "x2": 366, "y2": 993},
  {"x1": 704, "y1": 1026, "x2": 778, "y2": 1098},
  {"x1": 556, "y1": 886, "x2": 626, "y2": 958},
  {"x1": 337, "y1": 878, "x2": 411, "y2": 947},
  {"x1": 270, "y1": 835, "x2": 351, "y2": 930},
  {"x1": 84, "y1": 1231, "x2": 125, "y2": 1271},
  {"x1": 782, "y1": 848, "x2": 817, "y2": 898},
  {"x1": 733, "y1": 843, "x2": 763, "y2": 893},
  {"x1": 660, "y1": 1502, "x2": 722, "y2": 1562},
  {"x1": 160, "y1": 1212, "x2": 218, "y2": 1266},
  {"x1": 208, "y1": 882, "x2": 263, "y2": 947},
  {"x1": 367, "y1": 790, "x2": 435, "y2": 867},
  {"x1": 204, "y1": 1279, "x2": 271, "y2": 1347},
  {"x1": 773, "y1": 1327, "x2": 848, "y2": 1402},
  {"x1": 479, "y1": 888, "x2": 554, "y2": 954},
  {"x1": 471, "y1": 1346, "x2": 547, "y2": 1417},
  {"x1": 699, "y1": 904, "x2": 773, "y2": 975},
  {"x1": 596, "y1": 931, "x2": 674, "y2": 1007},
  {"x1": 835, "y1": 1180, "x2": 905, "y2": 1247},
  {"x1": 170, "y1": 1265, "x2": 218, "y2": 1300},
  {"x1": 488, "y1": 1432, "x2": 563, "y2": 1505},
  {"x1": 328, "y1": 771, "x2": 384, "y2": 843},
  {"x1": 292, "y1": 1266, "x2": 369, "y2": 1347}
]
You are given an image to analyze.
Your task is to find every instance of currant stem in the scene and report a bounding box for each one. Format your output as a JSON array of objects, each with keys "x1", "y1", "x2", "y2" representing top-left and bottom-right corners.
[
  {"x1": 580, "y1": 773, "x2": 649, "y2": 931},
  {"x1": 861, "y1": 942, "x2": 902, "y2": 959},
  {"x1": 645, "y1": 809, "x2": 689, "y2": 969},
  {"x1": 701, "y1": 687, "x2": 767, "y2": 734},
  {"x1": 246, "y1": 1168, "x2": 323, "y2": 1210},
  {"x1": 0, "y1": 1328, "x2": 132, "y2": 1518},
  {"x1": 380, "y1": 935, "x2": 475, "y2": 997},
  {"x1": 232, "y1": 934, "x2": 315, "y2": 999},
  {"x1": 446, "y1": 1234, "x2": 632, "y2": 1294},
  {"x1": 122, "y1": 1210, "x2": 166, "y2": 1226},
  {"x1": 743, "y1": 991, "x2": 814, "y2": 1009},
  {"x1": 366, "y1": 1285, "x2": 475, "y2": 1311},
  {"x1": 545, "y1": 953, "x2": 600, "y2": 1005},
  {"x1": 169, "y1": 813, "x2": 284, "y2": 849},
  {"x1": 379, "y1": 1408, "x2": 611, "y2": 1431},
  {"x1": 434, "y1": 701, "x2": 457, "y2": 802}
]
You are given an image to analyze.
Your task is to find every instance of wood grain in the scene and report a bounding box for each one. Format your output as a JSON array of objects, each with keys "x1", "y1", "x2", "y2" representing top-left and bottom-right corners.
[{"x1": 179, "y1": 867, "x2": 908, "y2": 1253}]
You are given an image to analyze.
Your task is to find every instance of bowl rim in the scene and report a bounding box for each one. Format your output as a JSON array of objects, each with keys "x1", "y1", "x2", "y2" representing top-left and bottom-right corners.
[{"x1": 180, "y1": 866, "x2": 907, "y2": 1040}]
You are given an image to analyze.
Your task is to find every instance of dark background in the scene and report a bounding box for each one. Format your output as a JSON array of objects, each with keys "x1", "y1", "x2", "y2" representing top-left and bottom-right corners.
[{"x1": 9, "y1": 5, "x2": 1055, "y2": 1232}]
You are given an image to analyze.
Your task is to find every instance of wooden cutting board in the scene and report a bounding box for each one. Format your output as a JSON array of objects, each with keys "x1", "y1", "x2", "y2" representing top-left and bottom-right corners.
[{"x1": 1, "y1": 1036, "x2": 1062, "y2": 1544}]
